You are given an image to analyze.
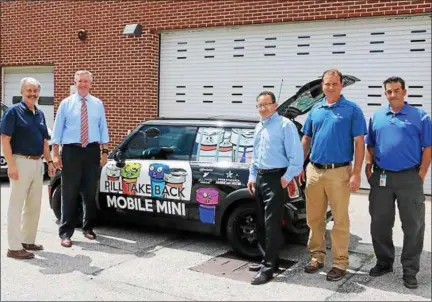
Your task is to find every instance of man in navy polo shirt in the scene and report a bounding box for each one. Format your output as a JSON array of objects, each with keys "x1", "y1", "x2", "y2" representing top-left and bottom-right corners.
[
  {"x1": 299, "y1": 69, "x2": 367, "y2": 281},
  {"x1": 1, "y1": 77, "x2": 56, "y2": 260},
  {"x1": 365, "y1": 76, "x2": 431, "y2": 289}
]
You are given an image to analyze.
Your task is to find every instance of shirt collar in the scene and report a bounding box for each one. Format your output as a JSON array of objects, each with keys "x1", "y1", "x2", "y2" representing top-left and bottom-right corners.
[
  {"x1": 261, "y1": 112, "x2": 279, "y2": 125},
  {"x1": 319, "y1": 95, "x2": 346, "y2": 108},
  {"x1": 76, "y1": 93, "x2": 90, "y2": 102},
  {"x1": 19, "y1": 100, "x2": 40, "y2": 115},
  {"x1": 386, "y1": 102, "x2": 409, "y2": 115}
]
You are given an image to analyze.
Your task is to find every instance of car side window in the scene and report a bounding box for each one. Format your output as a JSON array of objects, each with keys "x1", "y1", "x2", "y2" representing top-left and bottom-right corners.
[
  {"x1": 123, "y1": 125, "x2": 197, "y2": 161},
  {"x1": 191, "y1": 127, "x2": 255, "y2": 163}
]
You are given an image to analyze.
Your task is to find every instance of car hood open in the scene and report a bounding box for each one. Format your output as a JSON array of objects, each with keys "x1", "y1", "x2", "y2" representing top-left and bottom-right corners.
[{"x1": 277, "y1": 75, "x2": 360, "y2": 119}]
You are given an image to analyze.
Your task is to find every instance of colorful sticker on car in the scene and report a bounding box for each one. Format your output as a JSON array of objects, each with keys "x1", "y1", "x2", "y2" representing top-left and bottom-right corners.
[
  {"x1": 196, "y1": 187, "x2": 219, "y2": 224},
  {"x1": 195, "y1": 127, "x2": 254, "y2": 163},
  {"x1": 100, "y1": 160, "x2": 192, "y2": 201}
]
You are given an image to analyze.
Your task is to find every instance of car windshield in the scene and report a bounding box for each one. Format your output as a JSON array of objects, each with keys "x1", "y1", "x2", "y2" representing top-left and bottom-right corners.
[
  {"x1": 288, "y1": 90, "x2": 323, "y2": 112},
  {"x1": 0, "y1": 104, "x2": 8, "y2": 125}
]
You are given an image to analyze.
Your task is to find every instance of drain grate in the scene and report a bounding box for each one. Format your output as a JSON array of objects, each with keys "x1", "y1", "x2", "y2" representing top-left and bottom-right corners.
[{"x1": 190, "y1": 251, "x2": 297, "y2": 282}]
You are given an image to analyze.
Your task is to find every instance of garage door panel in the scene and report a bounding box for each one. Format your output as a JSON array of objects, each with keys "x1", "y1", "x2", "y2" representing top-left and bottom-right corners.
[
  {"x1": 3, "y1": 66, "x2": 54, "y2": 129},
  {"x1": 160, "y1": 15, "x2": 431, "y2": 194}
]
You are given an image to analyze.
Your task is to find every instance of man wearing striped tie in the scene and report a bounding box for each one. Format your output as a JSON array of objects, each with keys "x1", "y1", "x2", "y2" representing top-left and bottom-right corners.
[{"x1": 51, "y1": 70, "x2": 109, "y2": 248}]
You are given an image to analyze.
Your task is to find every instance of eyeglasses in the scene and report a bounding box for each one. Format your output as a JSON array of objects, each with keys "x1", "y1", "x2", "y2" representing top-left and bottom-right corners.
[{"x1": 256, "y1": 102, "x2": 275, "y2": 109}]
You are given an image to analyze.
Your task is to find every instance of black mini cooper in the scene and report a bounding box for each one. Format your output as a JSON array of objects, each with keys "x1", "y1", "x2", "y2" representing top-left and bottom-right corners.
[{"x1": 48, "y1": 75, "x2": 359, "y2": 258}]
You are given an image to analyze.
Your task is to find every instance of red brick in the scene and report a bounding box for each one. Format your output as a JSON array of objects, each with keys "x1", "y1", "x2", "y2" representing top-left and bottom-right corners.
[{"x1": 0, "y1": 0, "x2": 427, "y2": 146}]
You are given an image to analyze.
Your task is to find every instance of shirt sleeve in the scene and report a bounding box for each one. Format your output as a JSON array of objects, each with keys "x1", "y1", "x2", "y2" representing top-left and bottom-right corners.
[
  {"x1": 0, "y1": 107, "x2": 16, "y2": 137},
  {"x1": 365, "y1": 116, "x2": 375, "y2": 147},
  {"x1": 40, "y1": 112, "x2": 50, "y2": 140},
  {"x1": 351, "y1": 106, "x2": 367, "y2": 138},
  {"x1": 99, "y1": 102, "x2": 110, "y2": 144},
  {"x1": 248, "y1": 125, "x2": 259, "y2": 182},
  {"x1": 301, "y1": 111, "x2": 313, "y2": 138},
  {"x1": 282, "y1": 120, "x2": 304, "y2": 182},
  {"x1": 51, "y1": 100, "x2": 66, "y2": 145},
  {"x1": 420, "y1": 112, "x2": 431, "y2": 148}
]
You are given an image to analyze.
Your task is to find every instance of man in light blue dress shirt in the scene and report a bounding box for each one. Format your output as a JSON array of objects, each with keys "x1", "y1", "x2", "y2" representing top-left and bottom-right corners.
[
  {"x1": 247, "y1": 91, "x2": 303, "y2": 285},
  {"x1": 51, "y1": 70, "x2": 110, "y2": 248}
]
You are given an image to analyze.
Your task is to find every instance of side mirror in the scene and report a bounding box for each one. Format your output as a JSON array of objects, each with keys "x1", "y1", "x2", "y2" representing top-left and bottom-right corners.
[{"x1": 114, "y1": 149, "x2": 126, "y2": 168}]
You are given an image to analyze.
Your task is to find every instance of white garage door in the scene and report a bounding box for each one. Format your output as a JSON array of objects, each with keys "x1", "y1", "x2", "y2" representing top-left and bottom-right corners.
[
  {"x1": 3, "y1": 66, "x2": 54, "y2": 129},
  {"x1": 160, "y1": 15, "x2": 431, "y2": 194}
]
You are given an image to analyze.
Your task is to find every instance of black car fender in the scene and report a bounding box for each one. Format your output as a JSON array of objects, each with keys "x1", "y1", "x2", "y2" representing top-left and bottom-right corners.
[{"x1": 216, "y1": 188, "x2": 255, "y2": 236}]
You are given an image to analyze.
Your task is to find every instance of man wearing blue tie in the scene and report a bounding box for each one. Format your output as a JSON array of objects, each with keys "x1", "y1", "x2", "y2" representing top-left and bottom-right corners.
[
  {"x1": 247, "y1": 91, "x2": 304, "y2": 285},
  {"x1": 51, "y1": 70, "x2": 110, "y2": 248}
]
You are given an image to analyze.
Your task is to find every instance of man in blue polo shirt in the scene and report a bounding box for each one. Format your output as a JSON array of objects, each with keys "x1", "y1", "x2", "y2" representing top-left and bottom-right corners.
[
  {"x1": 1, "y1": 77, "x2": 56, "y2": 260},
  {"x1": 300, "y1": 69, "x2": 367, "y2": 281},
  {"x1": 365, "y1": 76, "x2": 431, "y2": 289}
]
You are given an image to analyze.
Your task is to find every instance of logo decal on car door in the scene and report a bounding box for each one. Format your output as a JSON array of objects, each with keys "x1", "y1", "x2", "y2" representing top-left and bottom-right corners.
[{"x1": 101, "y1": 160, "x2": 192, "y2": 201}]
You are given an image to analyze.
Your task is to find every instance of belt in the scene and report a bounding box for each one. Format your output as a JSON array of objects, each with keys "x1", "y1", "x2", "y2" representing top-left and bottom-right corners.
[
  {"x1": 311, "y1": 161, "x2": 350, "y2": 169},
  {"x1": 64, "y1": 142, "x2": 99, "y2": 148},
  {"x1": 258, "y1": 167, "x2": 287, "y2": 175},
  {"x1": 373, "y1": 164, "x2": 419, "y2": 173},
  {"x1": 14, "y1": 154, "x2": 42, "y2": 160}
]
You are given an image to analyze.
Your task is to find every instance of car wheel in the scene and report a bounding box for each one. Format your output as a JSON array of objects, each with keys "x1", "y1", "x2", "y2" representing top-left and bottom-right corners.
[
  {"x1": 226, "y1": 203, "x2": 261, "y2": 260},
  {"x1": 51, "y1": 185, "x2": 84, "y2": 227}
]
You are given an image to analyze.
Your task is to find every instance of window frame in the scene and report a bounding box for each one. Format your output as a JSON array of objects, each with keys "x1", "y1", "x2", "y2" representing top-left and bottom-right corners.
[{"x1": 119, "y1": 124, "x2": 198, "y2": 161}]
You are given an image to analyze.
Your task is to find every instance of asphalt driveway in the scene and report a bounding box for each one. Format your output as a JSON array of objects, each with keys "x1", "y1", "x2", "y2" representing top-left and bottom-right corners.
[{"x1": 1, "y1": 180, "x2": 430, "y2": 301}]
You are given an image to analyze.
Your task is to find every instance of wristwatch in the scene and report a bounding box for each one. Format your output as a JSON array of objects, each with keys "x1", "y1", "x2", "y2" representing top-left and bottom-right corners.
[{"x1": 102, "y1": 148, "x2": 109, "y2": 154}]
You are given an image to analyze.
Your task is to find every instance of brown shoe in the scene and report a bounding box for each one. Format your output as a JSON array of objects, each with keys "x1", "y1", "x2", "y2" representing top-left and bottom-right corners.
[
  {"x1": 61, "y1": 238, "x2": 72, "y2": 248},
  {"x1": 83, "y1": 231, "x2": 96, "y2": 240},
  {"x1": 7, "y1": 249, "x2": 35, "y2": 259},
  {"x1": 304, "y1": 260, "x2": 324, "y2": 274},
  {"x1": 326, "y1": 267, "x2": 346, "y2": 281},
  {"x1": 22, "y1": 243, "x2": 44, "y2": 251}
]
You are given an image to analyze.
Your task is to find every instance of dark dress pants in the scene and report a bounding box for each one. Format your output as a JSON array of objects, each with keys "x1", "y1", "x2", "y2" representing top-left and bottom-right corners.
[
  {"x1": 59, "y1": 144, "x2": 100, "y2": 239},
  {"x1": 369, "y1": 167, "x2": 425, "y2": 277},
  {"x1": 254, "y1": 169, "x2": 286, "y2": 275}
]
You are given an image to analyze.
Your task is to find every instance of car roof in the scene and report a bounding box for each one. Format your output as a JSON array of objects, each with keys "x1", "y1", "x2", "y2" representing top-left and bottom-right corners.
[{"x1": 142, "y1": 115, "x2": 259, "y2": 128}]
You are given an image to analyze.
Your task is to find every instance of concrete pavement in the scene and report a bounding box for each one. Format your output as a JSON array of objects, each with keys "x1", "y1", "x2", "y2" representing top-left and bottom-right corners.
[{"x1": 1, "y1": 180, "x2": 430, "y2": 301}]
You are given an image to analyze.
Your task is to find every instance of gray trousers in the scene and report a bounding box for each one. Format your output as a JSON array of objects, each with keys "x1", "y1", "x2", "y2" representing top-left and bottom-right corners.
[{"x1": 368, "y1": 167, "x2": 425, "y2": 277}]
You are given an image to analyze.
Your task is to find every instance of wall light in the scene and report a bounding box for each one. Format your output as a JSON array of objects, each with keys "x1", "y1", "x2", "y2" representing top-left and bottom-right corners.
[{"x1": 123, "y1": 24, "x2": 142, "y2": 36}]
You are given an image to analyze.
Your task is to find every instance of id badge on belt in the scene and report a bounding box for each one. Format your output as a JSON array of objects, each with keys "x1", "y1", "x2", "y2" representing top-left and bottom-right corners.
[{"x1": 379, "y1": 172, "x2": 387, "y2": 187}]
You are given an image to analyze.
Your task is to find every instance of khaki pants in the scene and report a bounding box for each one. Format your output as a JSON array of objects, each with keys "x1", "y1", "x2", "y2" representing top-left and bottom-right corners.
[
  {"x1": 7, "y1": 155, "x2": 44, "y2": 250},
  {"x1": 305, "y1": 163, "x2": 351, "y2": 270}
]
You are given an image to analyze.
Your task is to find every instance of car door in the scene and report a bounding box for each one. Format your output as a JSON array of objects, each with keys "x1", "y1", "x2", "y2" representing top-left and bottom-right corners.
[
  {"x1": 188, "y1": 126, "x2": 253, "y2": 226},
  {"x1": 99, "y1": 124, "x2": 197, "y2": 222}
]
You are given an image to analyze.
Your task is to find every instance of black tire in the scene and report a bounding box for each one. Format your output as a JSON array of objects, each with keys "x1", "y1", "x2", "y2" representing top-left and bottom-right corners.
[
  {"x1": 51, "y1": 185, "x2": 84, "y2": 227},
  {"x1": 225, "y1": 202, "x2": 261, "y2": 260}
]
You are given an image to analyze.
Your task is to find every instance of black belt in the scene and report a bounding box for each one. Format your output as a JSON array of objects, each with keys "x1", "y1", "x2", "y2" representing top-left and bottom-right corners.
[
  {"x1": 373, "y1": 164, "x2": 419, "y2": 173},
  {"x1": 64, "y1": 142, "x2": 99, "y2": 148},
  {"x1": 311, "y1": 161, "x2": 350, "y2": 169},
  {"x1": 258, "y1": 167, "x2": 287, "y2": 175}
]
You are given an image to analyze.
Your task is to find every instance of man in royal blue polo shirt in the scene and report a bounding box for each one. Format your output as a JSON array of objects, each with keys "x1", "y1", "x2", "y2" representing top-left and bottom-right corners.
[
  {"x1": 365, "y1": 76, "x2": 431, "y2": 289},
  {"x1": 299, "y1": 69, "x2": 367, "y2": 281},
  {"x1": 1, "y1": 77, "x2": 56, "y2": 260}
]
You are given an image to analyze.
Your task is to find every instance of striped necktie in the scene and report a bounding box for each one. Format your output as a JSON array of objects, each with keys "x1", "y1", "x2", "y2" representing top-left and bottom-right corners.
[{"x1": 80, "y1": 97, "x2": 89, "y2": 147}]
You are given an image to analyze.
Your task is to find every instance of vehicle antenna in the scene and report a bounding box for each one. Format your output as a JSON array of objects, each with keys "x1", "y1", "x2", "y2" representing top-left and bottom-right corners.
[{"x1": 277, "y1": 78, "x2": 284, "y2": 103}]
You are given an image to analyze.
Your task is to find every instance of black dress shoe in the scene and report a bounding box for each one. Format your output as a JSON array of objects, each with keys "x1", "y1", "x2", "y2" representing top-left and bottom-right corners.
[
  {"x1": 251, "y1": 271, "x2": 272, "y2": 285},
  {"x1": 249, "y1": 263, "x2": 262, "y2": 272},
  {"x1": 250, "y1": 259, "x2": 280, "y2": 272},
  {"x1": 369, "y1": 264, "x2": 393, "y2": 277},
  {"x1": 83, "y1": 231, "x2": 96, "y2": 240},
  {"x1": 403, "y1": 275, "x2": 418, "y2": 289}
]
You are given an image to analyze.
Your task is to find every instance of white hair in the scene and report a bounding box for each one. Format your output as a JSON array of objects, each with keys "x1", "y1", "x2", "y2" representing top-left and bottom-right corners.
[
  {"x1": 74, "y1": 70, "x2": 93, "y2": 82},
  {"x1": 20, "y1": 77, "x2": 41, "y2": 92}
]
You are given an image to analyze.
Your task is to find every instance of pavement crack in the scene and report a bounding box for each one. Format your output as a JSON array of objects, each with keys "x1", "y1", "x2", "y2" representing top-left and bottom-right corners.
[
  {"x1": 90, "y1": 236, "x2": 189, "y2": 276},
  {"x1": 95, "y1": 276, "x2": 197, "y2": 301},
  {"x1": 324, "y1": 254, "x2": 375, "y2": 301}
]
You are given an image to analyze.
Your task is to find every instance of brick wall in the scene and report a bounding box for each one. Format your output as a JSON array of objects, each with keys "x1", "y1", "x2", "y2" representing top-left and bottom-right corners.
[{"x1": 1, "y1": 0, "x2": 430, "y2": 147}]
